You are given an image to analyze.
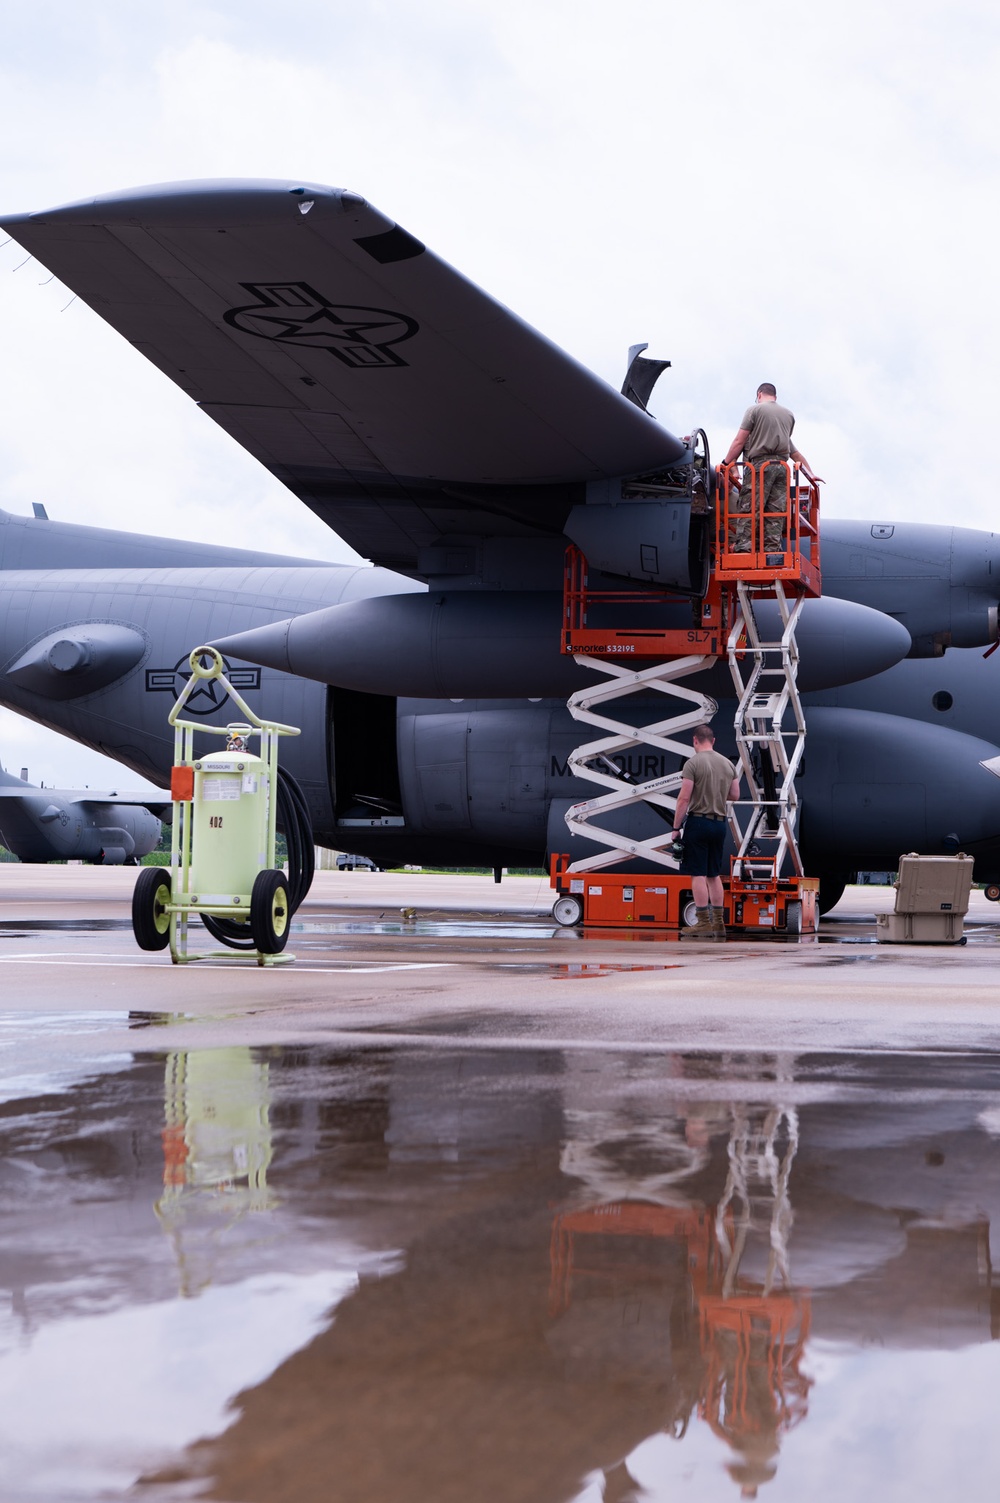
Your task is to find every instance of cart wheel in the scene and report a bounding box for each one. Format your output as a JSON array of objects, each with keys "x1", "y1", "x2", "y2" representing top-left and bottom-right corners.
[
  {"x1": 985, "y1": 884, "x2": 1000, "y2": 903},
  {"x1": 785, "y1": 899, "x2": 803, "y2": 936},
  {"x1": 681, "y1": 896, "x2": 699, "y2": 928},
  {"x1": 132, "y1": 866, "x2": 172, "y2": 951},
  {"x1": 552, "y1": 893, "x2": 583, "y2": 927},
  {"x1": 250, "y1": 868, "x2": 291, "y2": 953}
]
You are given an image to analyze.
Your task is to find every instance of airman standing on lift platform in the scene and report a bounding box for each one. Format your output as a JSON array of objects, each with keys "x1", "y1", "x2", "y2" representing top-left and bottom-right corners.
[
  {"x1": 723, "y1": 384, "x2": 823, "y2": 557},
  {"x1": 673, "y1": 725, "x2": 740, "y2": 939}
]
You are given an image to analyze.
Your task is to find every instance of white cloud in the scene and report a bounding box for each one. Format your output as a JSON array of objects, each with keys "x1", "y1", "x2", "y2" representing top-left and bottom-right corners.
[
  {"x1": 610, "y1": 1341, "x2": 1000, "y2": 1501},
  {"x1": 0, "y1": 0, "x2": 999, "y2": 778},
  {"x1": 0, "y1": 1268, "x2": 361, "y2": 1497}
]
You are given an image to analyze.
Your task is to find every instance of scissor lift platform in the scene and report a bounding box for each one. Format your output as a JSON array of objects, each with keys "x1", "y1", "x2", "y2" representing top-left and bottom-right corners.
[
  {"x1": 550, "y1": 855, "x2": 818, "y2": 934},
  {"x1": 550, "y1": 855, "x2": 696, "y2": 930},
  {"x1": 726, "y1": 866, "x2": 818, "y2": 935}
]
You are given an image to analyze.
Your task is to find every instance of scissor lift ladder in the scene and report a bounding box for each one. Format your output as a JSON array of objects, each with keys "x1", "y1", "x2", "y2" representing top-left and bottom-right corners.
[{"x1": 552, "y1": 459, "x2": 821, "y2": 932}]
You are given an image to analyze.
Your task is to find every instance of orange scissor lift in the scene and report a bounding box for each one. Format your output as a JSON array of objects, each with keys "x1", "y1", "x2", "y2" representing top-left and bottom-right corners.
[{"x1": 550, "y1": 457, "x2": 821, "y2": 934}]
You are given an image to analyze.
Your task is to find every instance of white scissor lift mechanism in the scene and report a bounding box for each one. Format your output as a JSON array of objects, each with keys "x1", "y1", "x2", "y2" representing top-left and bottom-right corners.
[
  {"x1": 562, "y1": 654, "x2": 716, "y2": 873},
  {"x1": 562, "y1": 590, "x2": 809, "y2": 884}
]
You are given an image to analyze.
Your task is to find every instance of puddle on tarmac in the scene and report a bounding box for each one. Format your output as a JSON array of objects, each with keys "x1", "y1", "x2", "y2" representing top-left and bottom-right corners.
[
  {"x1": 492, "y1": 962, "x2": 684, "y2": 978},
  {"x1": 0, "y1": 1011, "x2": 135, "y2": 1108},
  {"x1": 2, "y1": 1039, "x2": 1000, "y2": 1500},
  {"x1": 128, "y1": 1012, "x2": 195, "y2": 1029},
  {"x1": 3, "y1": 910, "x2": 991, "y2": 959},
  {"x1": 0, "y1": 919, "x2": 132, "y2": 933},
  {"x1": 0, "y1": 1011, "x2": 126, "y2": 1034},
  {"x1": 293, "y1": 917, "x2": 561, "y2": 940}
]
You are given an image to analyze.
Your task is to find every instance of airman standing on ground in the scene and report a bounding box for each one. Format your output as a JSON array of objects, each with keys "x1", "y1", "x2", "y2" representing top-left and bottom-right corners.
[{"x1": 672, "y1": 724, "x2": 741, "y2": 939}]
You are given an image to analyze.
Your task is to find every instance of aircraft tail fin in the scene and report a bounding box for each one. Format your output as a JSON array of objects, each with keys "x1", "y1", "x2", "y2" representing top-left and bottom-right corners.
[{"x1": 0, "y1": 761, "x2": 33, "y2": 789}]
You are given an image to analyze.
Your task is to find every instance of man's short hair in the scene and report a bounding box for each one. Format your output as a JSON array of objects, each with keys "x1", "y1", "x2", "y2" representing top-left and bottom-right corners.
[
  {"x1": 757, "y1": 382, "x2": 777, "y2": 398},
  {"x1": 692, "y1": 724, "x2": 715, "y2": 744}
]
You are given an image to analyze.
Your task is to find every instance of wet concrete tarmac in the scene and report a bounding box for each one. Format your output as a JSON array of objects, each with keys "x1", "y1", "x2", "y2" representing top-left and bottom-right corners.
[{"x1": 4, "y1": 868, "x2": 1000, "y2": 1500}]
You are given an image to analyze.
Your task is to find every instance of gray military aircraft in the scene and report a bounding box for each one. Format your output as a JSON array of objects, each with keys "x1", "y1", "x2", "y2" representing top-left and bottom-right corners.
[
  {"x1": 2, "y1": 179, "x2": 1000, "y2": 911},
  {"x1": 0, "y1": 757, "x2": 163, "y2": 864}
]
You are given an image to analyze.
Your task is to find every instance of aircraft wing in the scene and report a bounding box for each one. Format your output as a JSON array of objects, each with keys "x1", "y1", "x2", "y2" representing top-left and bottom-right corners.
[
  {"x1": 70, "y1": 791, "x2": 171, "y2": 815},
  {"x1": 0, "y1": 788, "x2": 169, "y2": 813},
  {"x1": 1, "y1": 180, "x2": 685, "y2": 572}
]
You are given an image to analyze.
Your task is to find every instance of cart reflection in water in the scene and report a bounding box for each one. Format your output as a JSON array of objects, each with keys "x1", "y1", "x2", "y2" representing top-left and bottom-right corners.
[{"x1": 156, "y1": 1048, "x2": 275, "y2": 1298}]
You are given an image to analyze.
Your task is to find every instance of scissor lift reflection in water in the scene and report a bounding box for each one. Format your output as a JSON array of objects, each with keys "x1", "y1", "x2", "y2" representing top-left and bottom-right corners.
[{"x1": 548, "y1": 1105, "x2": 811, "y2": 1481}]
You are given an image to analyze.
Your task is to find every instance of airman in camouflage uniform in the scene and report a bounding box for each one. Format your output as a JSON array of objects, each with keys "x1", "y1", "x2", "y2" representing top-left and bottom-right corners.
[{"x1": 722, "y1": 384, "x2": 823, "y2": 555}]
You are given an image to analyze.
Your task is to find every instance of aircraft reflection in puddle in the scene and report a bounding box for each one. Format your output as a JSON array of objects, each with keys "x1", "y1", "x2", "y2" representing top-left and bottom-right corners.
[
  {"x1": 3, "y1": 1040, "x2": 1000, "y2": 1500},
  {"x1": 550, "y1": 1087, "x2": 810, "y2": 1496},
  {"x1": 150, "y1": 1048, "x2": 1000, "y2": 1503}
]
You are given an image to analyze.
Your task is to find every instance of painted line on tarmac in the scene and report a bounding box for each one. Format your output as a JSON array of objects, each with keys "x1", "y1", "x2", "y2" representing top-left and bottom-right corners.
[
  {"x1": 0, "y1": 955, "x2": 455, "y2": 973},
  {"x1": 0, "y1": 952, "x2": 137, "y2": 959}
]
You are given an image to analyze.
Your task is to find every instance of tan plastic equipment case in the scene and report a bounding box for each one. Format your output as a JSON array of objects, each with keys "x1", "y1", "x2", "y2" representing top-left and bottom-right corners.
[{"x1": 876, "y1": 853, "x2": 974, "y2": 945}]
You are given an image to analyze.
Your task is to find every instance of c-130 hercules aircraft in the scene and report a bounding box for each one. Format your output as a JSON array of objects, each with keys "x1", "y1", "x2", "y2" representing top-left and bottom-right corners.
[{"x1": 2, "y1": 178, "x2": 1000, "y2": 913}]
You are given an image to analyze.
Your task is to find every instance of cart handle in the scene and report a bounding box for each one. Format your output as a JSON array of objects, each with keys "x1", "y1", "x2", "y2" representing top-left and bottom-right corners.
[{"x1": 168, "y1": 645, "x2": 301, "y2": 737}]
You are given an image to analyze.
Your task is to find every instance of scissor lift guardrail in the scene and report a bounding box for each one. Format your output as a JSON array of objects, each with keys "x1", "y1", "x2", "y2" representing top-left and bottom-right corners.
[{"x1": 553, "y1": 459, "x2": 821, "y2": 932}]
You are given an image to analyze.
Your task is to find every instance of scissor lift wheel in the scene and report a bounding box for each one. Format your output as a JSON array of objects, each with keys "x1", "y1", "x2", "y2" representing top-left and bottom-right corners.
[{"x1": 553, "y1": 893, "x2": 584, "y2": 927}]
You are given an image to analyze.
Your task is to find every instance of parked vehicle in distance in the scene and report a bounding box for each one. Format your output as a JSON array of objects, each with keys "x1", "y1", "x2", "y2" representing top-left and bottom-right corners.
[{"x1": 336, "y1": 852, "x2": 379, "y2": 872}]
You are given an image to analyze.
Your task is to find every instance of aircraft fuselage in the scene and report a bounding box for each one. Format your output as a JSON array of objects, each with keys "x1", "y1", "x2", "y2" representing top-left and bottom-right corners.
[{"x1": 2, "y1": 509, "x2": 1000, "y2": 892}]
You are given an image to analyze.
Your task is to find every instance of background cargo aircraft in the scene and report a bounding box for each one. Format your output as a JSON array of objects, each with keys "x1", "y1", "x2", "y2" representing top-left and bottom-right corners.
[
  {"x1": 0, "y1": 757, "x2": 163, "y2": 865},
  {"x1": 2, "y1": 179, "x2": 1000, "y2": 911}
]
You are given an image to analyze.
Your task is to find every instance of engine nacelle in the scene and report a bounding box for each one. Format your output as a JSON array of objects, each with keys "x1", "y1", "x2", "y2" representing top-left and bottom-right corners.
[
  {"x1": 5, "y1": 622, "x2": 147, "y2": 699},
  {"x1": 214, "y1": 592, "x2": 911, "y2": 699}
]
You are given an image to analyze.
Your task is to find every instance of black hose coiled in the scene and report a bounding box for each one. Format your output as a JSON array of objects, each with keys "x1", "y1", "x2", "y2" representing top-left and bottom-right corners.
[{"x1": 202, "y1": 767, "x2": 315, "y2": 950}]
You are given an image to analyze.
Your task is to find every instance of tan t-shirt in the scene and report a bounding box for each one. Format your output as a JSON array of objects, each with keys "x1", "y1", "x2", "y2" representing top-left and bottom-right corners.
[
  {"x1": 681, "y1": 749, "x2": 736, "y2": 818},
  {"x1": 739, "y1": 401, "x2": 796, "y2": 460}
]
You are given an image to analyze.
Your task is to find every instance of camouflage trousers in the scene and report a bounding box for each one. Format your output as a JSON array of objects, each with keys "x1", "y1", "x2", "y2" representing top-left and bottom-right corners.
[{"x1": 729, "y1": 460, "x2": 788, "y2": 554}]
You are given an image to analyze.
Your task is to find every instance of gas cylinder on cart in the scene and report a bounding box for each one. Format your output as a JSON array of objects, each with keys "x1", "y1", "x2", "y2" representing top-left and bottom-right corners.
[{"x1": 190, "y1": 727, "x2": 268, "y2": 900}]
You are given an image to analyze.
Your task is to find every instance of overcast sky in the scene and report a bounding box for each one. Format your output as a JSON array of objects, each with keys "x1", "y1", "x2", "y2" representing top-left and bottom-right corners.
[{"x1": 0, "y1": 0, "x2": 997, "y2": 785}]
